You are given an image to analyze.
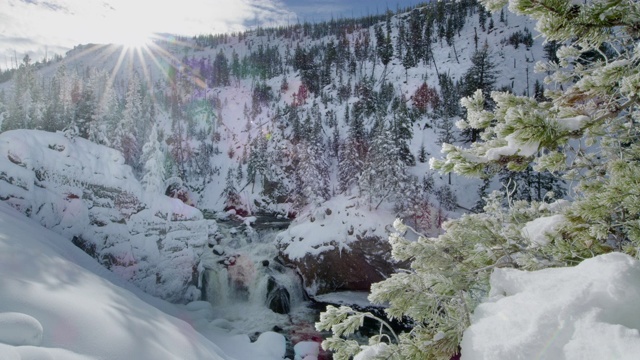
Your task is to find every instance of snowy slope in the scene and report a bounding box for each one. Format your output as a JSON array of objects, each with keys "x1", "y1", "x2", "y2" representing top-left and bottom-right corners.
[
  {"x1": 0, "y1": 129, "x2": 213, "y2": 302},
  {"x1": 0, "y1": 201, "x2": 229, "y2": 359},
  {"x1": 0, "y1": 201, "x2": 297, "y2": 359}
]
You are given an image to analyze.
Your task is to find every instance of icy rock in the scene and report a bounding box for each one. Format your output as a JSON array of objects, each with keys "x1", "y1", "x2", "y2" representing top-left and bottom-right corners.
[
  {"x1": 280, "y1": 235, "x2": 398, "y2": 296},
  {"x1": 294, "y1": 341, "x2": 319, "y2": 360},
  {"x1": 266, "y1": 276, "x2": 291, "y2": 314},
  {"x1": 253, "y1": 331, "x2": 286, "y2": 359}
]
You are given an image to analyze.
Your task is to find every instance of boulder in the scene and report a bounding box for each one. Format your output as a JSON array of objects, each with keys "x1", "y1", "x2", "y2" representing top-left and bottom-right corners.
[{"x1": 281, "y1": 236, "x2": 399, "y2": 296}]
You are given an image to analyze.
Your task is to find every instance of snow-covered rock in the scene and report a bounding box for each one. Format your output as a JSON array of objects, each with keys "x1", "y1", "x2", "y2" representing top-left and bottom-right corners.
[
  {"x1": 276, "y1": 195, "x2": 401, "y2": 295},
  {"x1": 0, "y1": 130, "x2": 217, "y2": 302},
  {"x1": 294, "y1": 341, "x2": 320, "y2": 360},
  {"x1": 461, "y1": 253, "x2": 640, "y2": 360}
]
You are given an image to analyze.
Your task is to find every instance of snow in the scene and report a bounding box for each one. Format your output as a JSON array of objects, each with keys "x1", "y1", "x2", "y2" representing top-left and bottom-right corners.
[
  {"x1": 0, "y1": 5, "x2": 584, "y2": 359},
  {"x1": 521, "y1": 214, "x2": 565, "y2": 247},
  {"x1": 0, "y1": 313, "x2": 43, "y2": 346},
  {"x1": 276, "y1": 194, "x2": 395, "y2": 261},
  {"x1": 461, "y1": 253, "x2": 640, "y2": 360},
  {"x1": 313, "y1": 291, "x2": 380, "y2": 309},
  {"x1": 485, "y1": 133, "x2": 539, "y2": 161},
  {"x1": 556, "y1": 115, "x2": 590, "y2": 131},
  {"x1": 354, "y1": 343, "x2": 388, "y2": 360},
  {"x1": 0, "y1": 201, "x2": 290, "y2": 359},
  {"x1": 294, "y1": 341, "x2": 320, "y2": 360}
]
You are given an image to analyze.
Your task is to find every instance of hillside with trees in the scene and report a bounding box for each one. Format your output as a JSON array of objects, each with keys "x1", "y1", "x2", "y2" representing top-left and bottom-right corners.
[{"x1": 1, "y1": 0, "x2": 639, "y2": 359}]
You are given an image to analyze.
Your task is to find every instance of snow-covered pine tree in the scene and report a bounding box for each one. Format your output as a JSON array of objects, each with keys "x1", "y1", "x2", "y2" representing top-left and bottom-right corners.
[
  {"x1": 221, "y1": 167, "x2": 242, "y2": 210},
  {"x1": 459, "y1": 41, "x2": 498, "y2": 142},
  {"x1": 295, "y1": 140, "x2": 330, "y2": 209},
  {"x1": 391, "y1": 98, "x2": 416, "y2": 166},
  {"x1": 358, "y1": 124, "x2": 408, "y2": 210},
  {"x1": 114, "y1": 73, "x2": 142, "y2": 170},
  {"x1": 140, "y1": 123, "x2": 166, "y2": 194},
  {"x1": 318, "y1": 0, "x2": 640, "y2": 358},
  {"x1": 74, "y1": 82, "x2": 97, "y2": 139},
  {"x1": 338, "y1": 140, "x2": 363, "y2": 194}
]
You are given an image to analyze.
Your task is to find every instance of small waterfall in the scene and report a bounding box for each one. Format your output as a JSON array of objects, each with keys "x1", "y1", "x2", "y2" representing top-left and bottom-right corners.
[
  {"x1": 203, "y1": 254, "x2": 305, "y2": 313},
  {"x1": 199, "y1": 219, "x2": 327, "y2": 359},
  {"x1": 202, "y1": 267, "x2": 230, "y2": 306},
  {"x1": 251, "y1": 259, "x2": 306, "y2": 314},
  {"x1": 200, "y1": 221, "x2": 306, "y2": 314}
]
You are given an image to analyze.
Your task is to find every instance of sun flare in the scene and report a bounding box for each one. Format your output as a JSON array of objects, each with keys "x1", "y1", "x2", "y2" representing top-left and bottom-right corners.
[{"x1": 109, "y1": 25, "x2": 154, "y2": 49}]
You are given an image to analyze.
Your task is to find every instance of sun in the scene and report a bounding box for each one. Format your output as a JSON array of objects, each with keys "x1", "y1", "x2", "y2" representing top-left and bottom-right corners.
[{"x1": 110, "y1": 24, "x2": 154, "y2": 49}]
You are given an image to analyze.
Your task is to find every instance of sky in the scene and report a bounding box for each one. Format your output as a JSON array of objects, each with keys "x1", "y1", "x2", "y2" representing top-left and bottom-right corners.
[{"x1": 0, "y1": 0, "x2": 427, "y2": 70}]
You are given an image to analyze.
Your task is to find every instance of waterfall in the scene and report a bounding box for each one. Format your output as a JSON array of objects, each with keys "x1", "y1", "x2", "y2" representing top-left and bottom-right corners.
[
  {"x1": 201, "y1": 223, "x2": 306, "y2": 314},
  {"x1": 203, "y1": 267, "x2": 231, "y2": 306},
  {"x1": 199, "y1": 219, "x2": 327, "y2": 359}
]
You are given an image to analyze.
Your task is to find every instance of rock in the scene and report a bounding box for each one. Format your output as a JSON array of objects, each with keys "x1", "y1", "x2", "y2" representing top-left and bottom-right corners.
[
  {"x1": 267, "y1": 276, "x2": 291, "y2": 314},
  {"x1": 281, "y1": 236, "x2": 400, "y2": 296},
  {"x1": 0, "y1": 130, "x2": 214, "y2": 303}
]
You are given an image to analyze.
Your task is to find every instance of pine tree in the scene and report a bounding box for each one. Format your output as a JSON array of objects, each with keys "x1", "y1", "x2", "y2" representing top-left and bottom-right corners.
[
  {"x1": 461, "y1": 42, "x2": 498, "y2": 101},
  {"x1": 246, "y1": 134, "x2": 268, "y2": 190},
  {"x1": 359, "y1": 126, "x2": 408, "y2": 209},
  {"x1": 418, "y1": 143, "x2": 428, "y2": 163},
  {"x1": 221, "y1": 168, "x2": 242, "y2": 210},
  {"x1": 114, "y1": 74, "x2": 143, "y2": 169},
  {"x1": 141, "y1": 123, "x2": 166, "y2": 194},
  {"x1": 391, "y1": 99, "x2": 415, "y2": 166},
  {"x1": 213, "y1": 50, "x2": 231, "y2": 87},
  {"x1": 3, "y1": 55, "x2": 41, "y2": 131},
  {"x1": 460, "y1": 42, "x2": 498, "y2": 142},
  {"x1": 375, "y1": 22, "x2": 393, "y2": 75},
  {"x1": 338, "y1": 140, "x2": 362, "y2": 194},
  {"x1": 319, "y1": 1, "x2": 640, "y2": 358},
  {"x1": 295, "y1": 140, "x2": 330, "y2": 208},
  {"x1": 74, "y1": 83, "x2": 96, "y2": 139}
]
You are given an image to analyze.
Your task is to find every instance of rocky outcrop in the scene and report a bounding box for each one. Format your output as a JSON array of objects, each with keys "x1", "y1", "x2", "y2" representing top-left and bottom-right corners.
[
  {"x1": 0, "y1": 130, "x2": 216, "y2": 302},
  {"x1": 281, "y1": 235, "x2": 399, "y2": 296},
  {"x1": 275, "y1": 196, "x2": 403, "y2": 296}
]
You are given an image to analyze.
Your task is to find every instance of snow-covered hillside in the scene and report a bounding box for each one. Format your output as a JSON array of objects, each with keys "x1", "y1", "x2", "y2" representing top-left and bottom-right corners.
[
  {"x1": 0, "y1": 1, "x2": 595, "y2": 358},
  {"x1": 0, "y1": 1, "x2": 549, "y2": 226}
]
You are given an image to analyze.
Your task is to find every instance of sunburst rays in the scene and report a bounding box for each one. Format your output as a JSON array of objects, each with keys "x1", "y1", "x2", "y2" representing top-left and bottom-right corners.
[{"x1": 60, "y1": 33, "x2": 209, "y2": 122}]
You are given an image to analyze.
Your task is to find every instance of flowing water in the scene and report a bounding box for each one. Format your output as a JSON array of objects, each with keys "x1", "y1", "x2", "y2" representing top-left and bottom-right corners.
[{"x1": 198, "y1": 218, "x2": 328, "y2": 358}]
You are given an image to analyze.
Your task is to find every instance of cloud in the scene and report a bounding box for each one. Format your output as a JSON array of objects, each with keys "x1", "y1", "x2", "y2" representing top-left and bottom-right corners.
[{"x1": 0, "y1": 0, "x2": 295, "y2": 68}]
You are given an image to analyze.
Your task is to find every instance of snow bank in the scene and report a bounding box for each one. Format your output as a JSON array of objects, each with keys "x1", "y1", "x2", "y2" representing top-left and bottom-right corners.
[
  {"x1": 0, "y1": 312, "x2": 43, "y2": 346},
  {"x1": 0, "y1": 202, "x2": 229, "y2": 359},
  {"x1": 294, "y1": 341, "x2": 320, "y2": 360},
  {"x1": 461, "y1": 253, "x2": 640, "y2": 359}
]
